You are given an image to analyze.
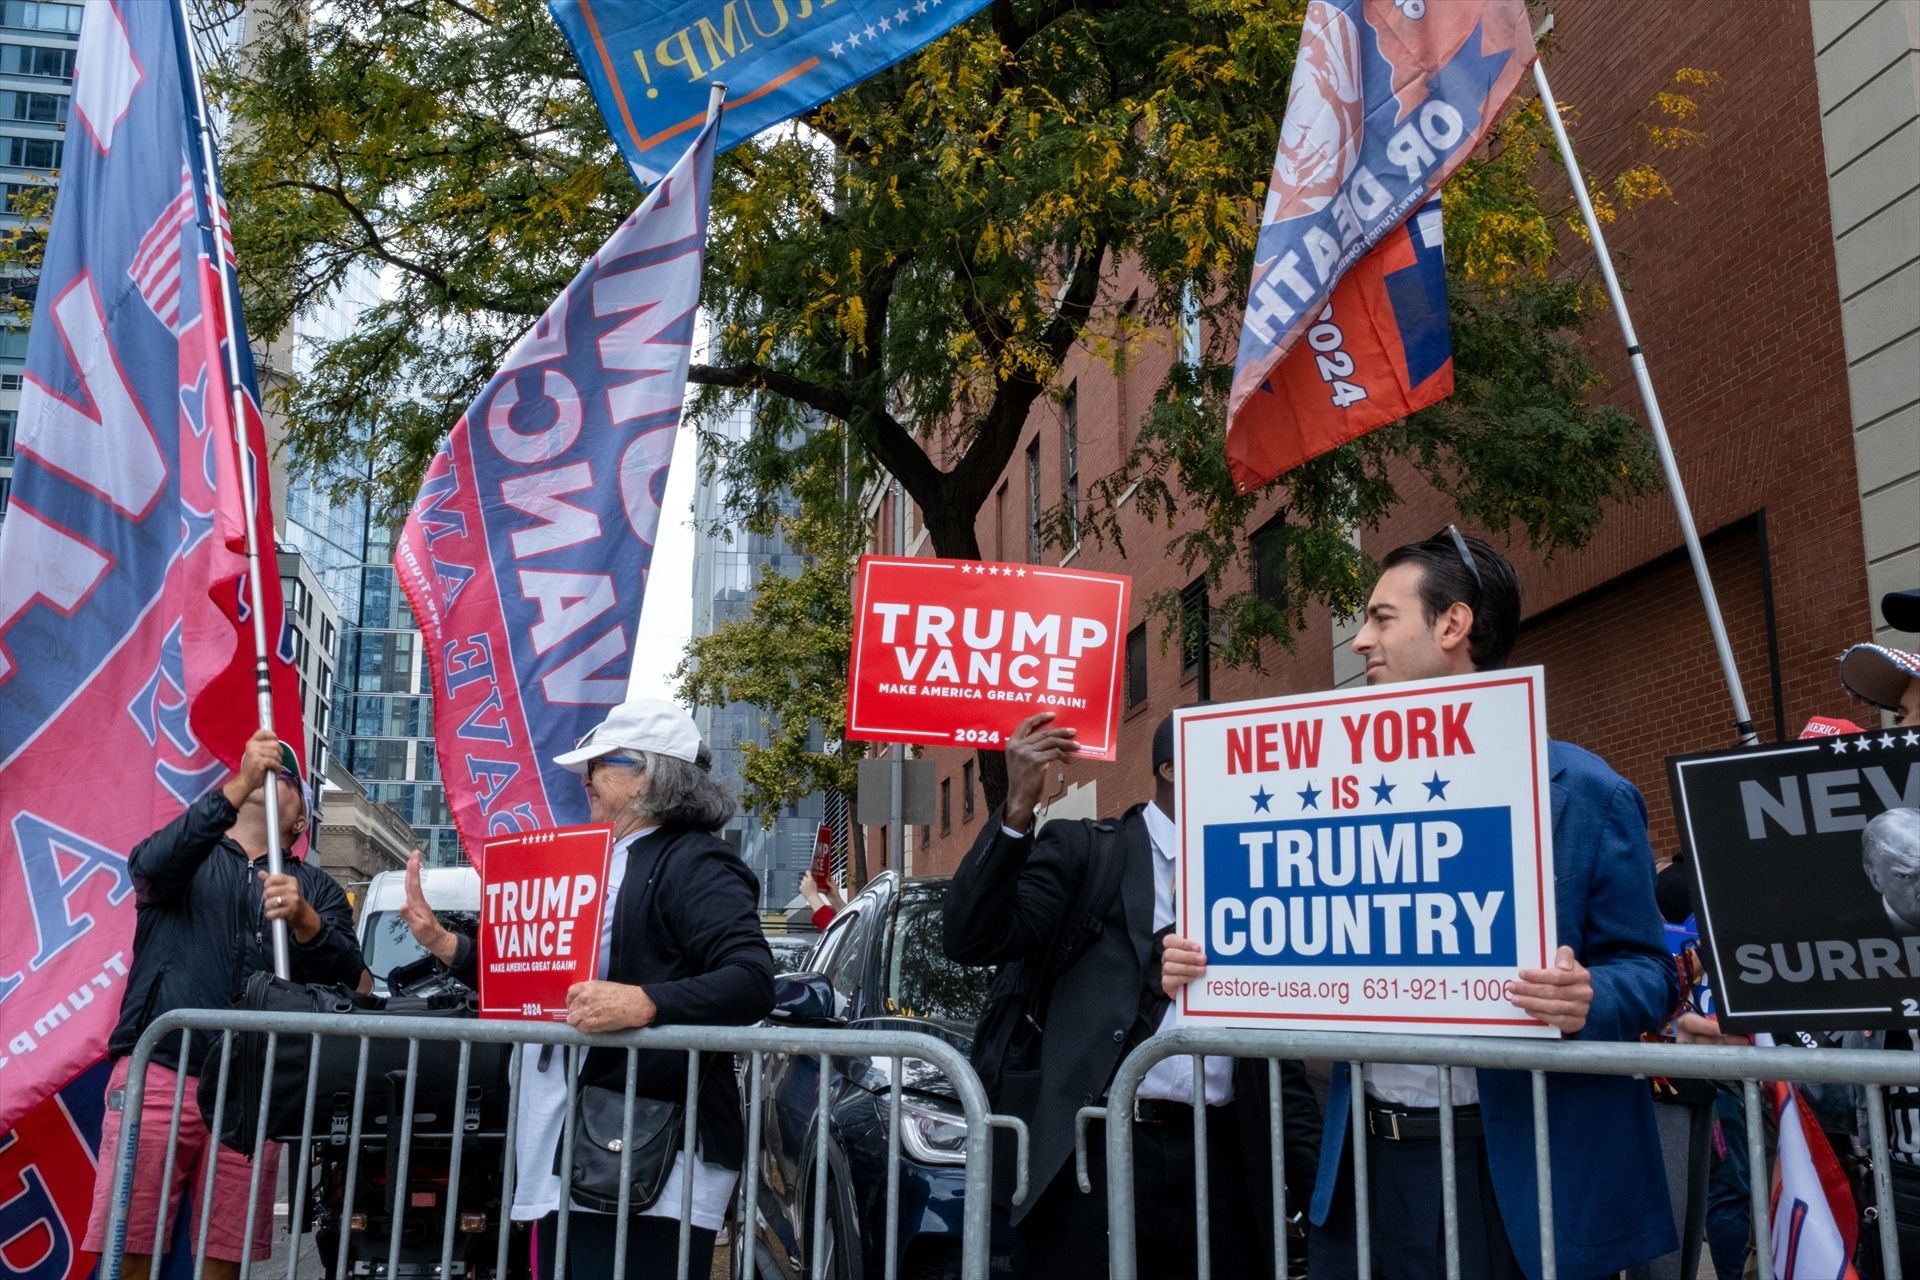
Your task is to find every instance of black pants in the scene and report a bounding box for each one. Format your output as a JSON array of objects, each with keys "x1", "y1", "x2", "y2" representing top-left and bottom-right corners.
[
  {"x1": 1308, "y1": 1125, "x2": 1526, "y2": 1280},
  {"x1": 1014, "y1": 1101, "x2": 1257, "y2": 1280},
  {"x1": 530, "y1": 1210, "x2": 716, "y2": 1280}
]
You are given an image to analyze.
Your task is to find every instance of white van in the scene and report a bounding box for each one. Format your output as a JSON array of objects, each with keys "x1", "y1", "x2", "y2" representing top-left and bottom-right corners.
[{"x1": 356, "y1": 864, "x2": 481, "y2": 995}]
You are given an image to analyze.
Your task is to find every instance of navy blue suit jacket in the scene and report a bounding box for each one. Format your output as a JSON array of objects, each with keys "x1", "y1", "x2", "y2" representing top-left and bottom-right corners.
[{"x1": 1308, "y1": 741, "x2": 1680, "y2": 1280}]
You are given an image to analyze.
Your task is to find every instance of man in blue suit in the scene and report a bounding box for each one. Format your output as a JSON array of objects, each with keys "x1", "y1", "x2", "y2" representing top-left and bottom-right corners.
[{"x1": 1305, "y1": 529, "x2": 1679, "y2": 1279}]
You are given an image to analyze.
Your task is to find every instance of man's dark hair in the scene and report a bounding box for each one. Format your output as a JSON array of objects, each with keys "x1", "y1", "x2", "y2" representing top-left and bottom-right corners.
[
  {"x1": 1153, "y1": 712, "x2": 1176, "y2": 772},
  {"x1": 1380, "y1": 532, "x2": 1522, "y2": 671}
]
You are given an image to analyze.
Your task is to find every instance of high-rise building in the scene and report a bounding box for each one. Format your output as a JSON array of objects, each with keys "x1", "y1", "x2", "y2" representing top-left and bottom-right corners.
[
  {"x1": 278, "y1": 546, "x2": 340, "y2": 790},
  {"x1": 0, "y1": 0, "x2": 83, "y2": 532},
  {"x1": 689, "y1": 400, "x2": 827, "y2": 916}
]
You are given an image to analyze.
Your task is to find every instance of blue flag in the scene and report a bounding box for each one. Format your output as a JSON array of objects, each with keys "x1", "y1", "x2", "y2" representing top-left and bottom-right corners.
[{"x1": 548, "y1": 0, "x2": 991, "y2": 182}]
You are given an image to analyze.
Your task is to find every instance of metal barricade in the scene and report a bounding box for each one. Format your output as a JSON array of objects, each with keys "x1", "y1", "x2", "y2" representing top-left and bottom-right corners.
[
  {"x1": 1078, "y1": 1027, "x2": 1920, "y2": 1280},
  {"x1": 98, "y1": 1008, "x2": 1029, "y2": 1280}
]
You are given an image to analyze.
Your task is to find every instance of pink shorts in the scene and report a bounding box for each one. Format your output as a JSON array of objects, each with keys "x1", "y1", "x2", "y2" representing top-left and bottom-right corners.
[{"x1": 83, "y1": 1056, "x2": 281, "y2": 1263}]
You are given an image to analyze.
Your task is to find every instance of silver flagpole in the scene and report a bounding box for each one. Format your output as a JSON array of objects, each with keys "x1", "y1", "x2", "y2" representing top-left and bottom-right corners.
[
  {"x1": 176, "y1": 0, "x2": 291, "y2": 976},
  {"x1": 1530, "y1": 55, "x2": 1758, "y2": 745}
]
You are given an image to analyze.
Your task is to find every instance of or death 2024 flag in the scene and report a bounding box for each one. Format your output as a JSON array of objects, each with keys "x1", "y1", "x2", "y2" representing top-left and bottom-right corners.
[
  {"x1": 1226, "y1": 0, "x2": 1535, "y2": 489},
  {"x1": 549, "y1": 0, "x2": 991, "y2": 183},
  {"x1": 1227, "y1": 196, "x2": 1453, "y2": 491},
  {"x1": 0, "y1": 1, "x2": 303, "y2": 1134},
  {"x1": 395, "y1": 114, "x2": 720, "y2": 869}
]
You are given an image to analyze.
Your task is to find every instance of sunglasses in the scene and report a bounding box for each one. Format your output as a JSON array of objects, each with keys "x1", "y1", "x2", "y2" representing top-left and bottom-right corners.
[
  {"x1": 586, "y1": 755, "x2": 643, "y2": 777},
  {"x1": 1436, "y1": 523, "x2": 1485, "y2": 600}
]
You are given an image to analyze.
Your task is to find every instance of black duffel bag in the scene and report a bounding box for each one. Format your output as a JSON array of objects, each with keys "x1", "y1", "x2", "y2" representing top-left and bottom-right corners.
[{"x1": 197, "y1": 972, "x2": 512, "y2": 1153}]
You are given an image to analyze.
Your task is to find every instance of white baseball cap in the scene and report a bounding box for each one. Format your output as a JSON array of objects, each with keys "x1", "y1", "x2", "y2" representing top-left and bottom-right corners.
[{"x1": 553, "y1": 698, "x2": 703, "y2": 771}]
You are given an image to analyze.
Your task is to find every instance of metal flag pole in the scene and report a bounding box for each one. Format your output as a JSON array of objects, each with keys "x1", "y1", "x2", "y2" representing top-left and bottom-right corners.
[
  {"x1": 176, "y1": 0, "x2": 291, "y2": 975},
  {"x1": 1531, "y1": 56, "x2": 1758, "y2": 745}
]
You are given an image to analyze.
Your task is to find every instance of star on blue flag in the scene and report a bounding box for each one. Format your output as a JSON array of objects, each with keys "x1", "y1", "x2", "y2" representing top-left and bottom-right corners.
[
  {"x1": 1371, "y1": 777, "x2": 1396, "y2": 805},
  {"x1": 1297, "y1": 780, "x2": 1322, "y2": 810},
  {"x1": 1251, "y1": 786, "x2": 1273, "y2": 813},
  {"x1": 1423, "y1": 772, "x2": 1451, "y2": 801}
]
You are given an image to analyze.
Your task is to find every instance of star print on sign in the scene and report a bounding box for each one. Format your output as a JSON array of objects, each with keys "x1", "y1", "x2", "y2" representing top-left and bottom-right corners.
[
  {"x1": 1423, "y1": 772, "x2": 1450, "y2": 801},
  {"x1": 1880, "y1": 734, "x2": 1897, "y2": 749},
  {"x1": 1297, "y1": 780, "x2": 1321, "y2": 810},
  {"x1": 1250, "y1": 786, "x2": 1273, "y2": 813},
  {"x1": 1371, "y1": 777, "x2": 1396, "y2": 804},
  {"x1": 1905, "y1": 730, "x2": 1920, "y2": 747}
]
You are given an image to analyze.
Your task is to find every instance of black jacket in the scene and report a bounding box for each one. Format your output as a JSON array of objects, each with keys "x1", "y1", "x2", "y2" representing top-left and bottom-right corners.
[
  {"x1": 943, "y1": 803, "x2": 1322, "y2": 1245},
  {"x1": 449, "y1": 825, "x2": 775, "y2": 1170},
  {"x1": 108, "y1": 789, "x2": 364, "y2": 1072}
]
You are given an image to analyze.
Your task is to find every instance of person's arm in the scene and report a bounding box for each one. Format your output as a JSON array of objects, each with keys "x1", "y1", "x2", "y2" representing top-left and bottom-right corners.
[
  {"x1": 1572, "y1": 779, "x2": 1681, "y2": 1041},
  {"x1": 643, "y1": 847, "x2": 776, "y2": 1026},
  {"x1": 128, "y1": 789, "x2": 239, "y2": 907},
  {"x1": 129, "y1": 730, "x2": 282, "y2": 905},
  {"x1": 287, "y1": 867, "x2": 368, "y2": 987},
  {"x1": 942, "y1": 712, "x2": 1084, "y2": 965}
]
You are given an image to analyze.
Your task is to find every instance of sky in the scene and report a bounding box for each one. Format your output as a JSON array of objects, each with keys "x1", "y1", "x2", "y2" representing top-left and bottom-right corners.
[{"x1": 626, "y1": 421, "x2": 699, "y2": 700}]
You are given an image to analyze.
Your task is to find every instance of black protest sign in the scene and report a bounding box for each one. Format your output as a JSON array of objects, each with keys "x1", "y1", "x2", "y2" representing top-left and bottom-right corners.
[{"x1": 1669, "y1": 729, "x2": 1920, "y2": 1033}]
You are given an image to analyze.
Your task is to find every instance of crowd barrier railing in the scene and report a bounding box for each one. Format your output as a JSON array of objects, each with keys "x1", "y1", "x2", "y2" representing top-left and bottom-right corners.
[
  {"x1": 100, "y1": 1008, "x2": 1028, "y2": 1280},
  {"x1": 1079, "y1": 1027, "x2": 1920, "y2": 1280}
]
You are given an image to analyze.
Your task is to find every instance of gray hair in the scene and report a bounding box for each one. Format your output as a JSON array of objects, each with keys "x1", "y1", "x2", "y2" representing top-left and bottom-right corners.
[
  {"x1": 632, "y1": 747, "x2": 735, "y2": 832},
  {"x1": 1864, "y1": 808, "x2": 1920, "y2": 873}
]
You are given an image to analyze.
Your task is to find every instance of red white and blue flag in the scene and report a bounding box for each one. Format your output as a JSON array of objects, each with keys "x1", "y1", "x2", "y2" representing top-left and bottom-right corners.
[
  {"x1": 0, "y1": 0, "x2": 303, "y2": 1166},
  {"x1": 1769, "y1": 1077, "x2": 1860, "y2": 1279},
  {"x1": 1226, "y1": 0, "x2": 1535, "y2": 491},
  {"x1": 395, "y1": 113, "x2": 719, "y2": 868}
]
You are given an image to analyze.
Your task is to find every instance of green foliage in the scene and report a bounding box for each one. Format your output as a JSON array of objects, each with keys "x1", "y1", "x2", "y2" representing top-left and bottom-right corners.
[{"x1": 205, "y1": 0, "x2": 1713, "y2": 810}]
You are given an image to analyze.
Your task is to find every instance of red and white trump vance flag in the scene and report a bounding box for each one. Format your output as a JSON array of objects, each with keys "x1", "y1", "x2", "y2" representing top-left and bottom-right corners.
[
  {"x1": 395, "y1": 113, "x2": 719, "y2": 870},
  {"x1": 0, "y1": 1, "x2": 302, "y2": 1132}
]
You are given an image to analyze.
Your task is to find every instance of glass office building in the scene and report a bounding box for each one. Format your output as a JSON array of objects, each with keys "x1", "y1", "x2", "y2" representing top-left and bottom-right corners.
[{"x1": 689, "y1": 401, "x2": 827, "y2": 914}]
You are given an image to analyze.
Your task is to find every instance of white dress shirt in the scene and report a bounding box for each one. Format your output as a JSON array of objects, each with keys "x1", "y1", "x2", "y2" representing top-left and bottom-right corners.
[
  {"x1": 510, "y1": 826, "x2": 738, "y2": 1228},
  {"x1": 1137, "y1": 803, "x2": 1235, "y2": 1106}
]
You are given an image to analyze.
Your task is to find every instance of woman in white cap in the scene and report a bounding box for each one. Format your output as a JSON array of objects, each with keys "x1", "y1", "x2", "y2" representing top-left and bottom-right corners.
[{"x1": 400, "y1": 697, "x2": 774, "y2": 1280}]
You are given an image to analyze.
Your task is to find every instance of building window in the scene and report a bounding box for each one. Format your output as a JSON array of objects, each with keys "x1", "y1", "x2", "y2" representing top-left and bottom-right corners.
[
  {"x1": 1062, "y1": 383, "x2": 1079, "y2": 549},
  {"x1": 0, "y1": 90, "x2": 66, "y2": 124},
  {"x1": 0, "y1": 2, "x2": 81, "y2": 34},
  {"x1": 1, "y1": 134, "x2": 61, "y2": 169},
  {"x1": 0, "y1": 475, "x2": 10, "y2": 519},
  {"x1": 1025, "y1": 439, "x2": 1041, "y2": 562},
  {"x1": 1179, "y1": 577, "x2": 1209, "y2": 673},
  {"x1": 993, "y1": 481, "x2": 1007, "y2": 561},
  {"x1": 0, "y1": 408, "x2": 13, "y2": 459},
  {"x1": 1252, "y1": 513, "x2": 1288, "y2": 610},
  {"x1": 1126, "y1": 623, "x2": 1148, "y2": 709},
  {"x1": 0, "y1": 42, "x2": 74, "y2": 78},
  {"x1": 961, "y1": 760, "x2": 975, "y2": 821},
  {"x1": 939, "y1": 778, "x2": 951, "y2": 834}
]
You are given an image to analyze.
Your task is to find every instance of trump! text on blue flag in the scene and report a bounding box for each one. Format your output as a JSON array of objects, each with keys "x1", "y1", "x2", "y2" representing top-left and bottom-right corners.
[
  {"x1": 1226, "y1": 0, "x2": 1534, "y2": 490},
  {"x1": 394, "y1": 114, "x2": 720, "y2": 869},
  {"x1": 547, "y1": 0, "x2": 990, "y2": 183},
  {"x1": 0, "y1": 1, "x2": 302, "y2": 1134}
]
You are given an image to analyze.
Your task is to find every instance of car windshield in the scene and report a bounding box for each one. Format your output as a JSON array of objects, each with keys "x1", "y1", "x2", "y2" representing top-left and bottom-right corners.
[
  {"x1": 886, "y1": 894, "x2": 992, "y2": 1023},
  {"x1": 362, "y1": 908, "x2": 479, "y2": 981}
]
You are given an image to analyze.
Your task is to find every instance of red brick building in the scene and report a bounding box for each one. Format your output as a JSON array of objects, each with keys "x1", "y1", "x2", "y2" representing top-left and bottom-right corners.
[{"x1": 863, "y1": 0, "x2": 1915, "y2": 878}]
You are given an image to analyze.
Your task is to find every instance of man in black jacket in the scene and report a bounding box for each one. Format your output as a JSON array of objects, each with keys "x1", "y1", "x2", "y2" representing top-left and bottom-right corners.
[
  {"x1": 944, "y1": 710, "x2": 1322, "y2": 1280},
  {"x1": 82, "y1": 729, "x2": 364, "y2": 1280}
]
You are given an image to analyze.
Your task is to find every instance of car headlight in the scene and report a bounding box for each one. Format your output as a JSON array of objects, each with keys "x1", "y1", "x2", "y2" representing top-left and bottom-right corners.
[{"x1": 895, "y1": 1096, "x2": 969, "y2": 1165}]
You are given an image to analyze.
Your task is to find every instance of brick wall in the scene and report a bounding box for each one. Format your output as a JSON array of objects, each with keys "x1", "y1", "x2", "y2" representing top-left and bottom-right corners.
[{"x1": 875, "y1": 0, "x2": 1873, "y2": 880}]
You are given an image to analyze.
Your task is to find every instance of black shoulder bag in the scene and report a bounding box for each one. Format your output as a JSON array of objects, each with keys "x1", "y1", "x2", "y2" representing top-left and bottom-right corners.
[{"x1": 568, "y1": 835, "x2": 683, "y2": 1214}]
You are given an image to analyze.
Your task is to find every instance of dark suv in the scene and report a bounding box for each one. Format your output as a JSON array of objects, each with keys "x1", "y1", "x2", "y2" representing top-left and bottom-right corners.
[{"x1": 731, "y1": 872, "x2": 1012, "y2": 1279}]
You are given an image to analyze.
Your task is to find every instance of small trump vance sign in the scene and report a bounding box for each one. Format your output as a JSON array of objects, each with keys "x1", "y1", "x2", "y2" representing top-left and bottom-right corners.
[{"x1": 1176, "y1": 669, "x2": 1558, "y2": 1036}]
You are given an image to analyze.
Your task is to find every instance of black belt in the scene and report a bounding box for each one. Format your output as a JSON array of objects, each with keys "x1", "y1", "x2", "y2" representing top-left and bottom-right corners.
[
  {"x1": 1366, "y1": 1103, "x2": 1482, "y2": 1142},
  {"x1": 1133, "y1": 1097, "x2": 1237, "y2": 1126}
]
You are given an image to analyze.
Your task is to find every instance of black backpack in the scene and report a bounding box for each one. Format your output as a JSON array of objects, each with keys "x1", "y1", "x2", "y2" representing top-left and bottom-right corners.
[{"x1": 968, "y1": 817, "x2": 1128, "y2": 1118}]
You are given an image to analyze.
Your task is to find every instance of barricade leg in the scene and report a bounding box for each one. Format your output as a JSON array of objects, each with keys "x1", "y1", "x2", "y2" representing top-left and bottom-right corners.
[
  {"x1": 151, "y1": 1029, "x2": 194, "y2": 1260},
  {"x1": 812, "y1": 1052, "x2": 829, "y2": 1280},
  {"x1": 385, "y1": 1039, "x2": 423, "y2": 1280},
  {"x1": 610, "y1": 1048, "x2": 639, "y2": 1280},
  {"x1": 437, "y1": 1040, "x2": 475, "y2": 1280},
  {"x1": 1867, "y1": 1084, "x2": 1902, "y2": 1280},
  {"x1": 282, "y1": 1034, "x2": 323, "y2": 1280},
  {"x1": 556, "y1": 1046, "x2": 579, "y2": 1280},
  {"x1": 885, "y1": 1056, "x2": 902, "y2": 1280},
  {"x1": 1531, "y1": 1070, "x2": 1555, "y2": 1280},
  {"x1": 238, "y1": 1031, "x2": 279, "y2": 1280},
  {"x1": 1350, "y1": 1062, "x2": 1371, "y2": 1280},
  {"x1": 1743, "y1": 1079, "x2": 1772, "y2": 1280},
  {"x1": 678, "y1": 1051, "x2": 700, "y2": 1280},
  {"x1": 1191, "y1": 1055, "x2": 1212, "y2": 1280},
  {"x1": 494, "y1": 1045, "x2": 524, "y2": 1280},
  {"x1": 1438, "y1": 1064, "x2": 1460, "y2": 1280},
  {"x1": 1268, "y1": 1059, "x2": 1287, "y2": 1280},
  {"x1": 332, "y1": 1037, "x2": 372, "y2": 1280},
  {"x1": 192, "y1": 1031, "x2": 235, "y2": 1280},
  {"x1": 741, "y1": 1052, "x2": 764, "y2": 1280}
]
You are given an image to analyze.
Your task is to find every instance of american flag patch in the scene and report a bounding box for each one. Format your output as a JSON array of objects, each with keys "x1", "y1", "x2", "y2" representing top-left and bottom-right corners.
[{"x1": 127, "y1": 166, "x2": 233, "y2": 335}]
